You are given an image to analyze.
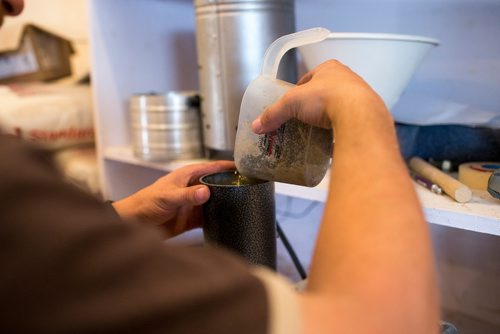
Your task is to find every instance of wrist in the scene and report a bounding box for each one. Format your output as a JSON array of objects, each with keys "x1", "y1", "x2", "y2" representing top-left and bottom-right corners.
[
  {"x1": 112, "y1": 196, "x2": 142, "y2": 222},
  {"x1": 331, "y1": 98, "x2": 397, "y2": 148},
  {"x1": 329, "y1": 91, "x2": 388, "y2": 129}
]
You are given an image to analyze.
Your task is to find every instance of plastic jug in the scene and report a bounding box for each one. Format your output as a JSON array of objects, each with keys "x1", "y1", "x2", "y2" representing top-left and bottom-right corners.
[{"x1": 234, "y1": 27, "x2": 333, "y2": 187}]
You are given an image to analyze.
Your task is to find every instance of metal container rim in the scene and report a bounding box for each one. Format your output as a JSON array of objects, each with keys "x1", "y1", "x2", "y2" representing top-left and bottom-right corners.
[
  {"x1": 130, "y1": 91, "x2": 200, "y2": 107},
  {"x1": 200, "y1": 171, "x2": 270, "y2": 187}
]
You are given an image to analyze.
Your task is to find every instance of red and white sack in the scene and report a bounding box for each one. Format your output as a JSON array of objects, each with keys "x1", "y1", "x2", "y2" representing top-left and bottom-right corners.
[{"x1": 0, "y1": 84, "x2": 94, "y2": 150}]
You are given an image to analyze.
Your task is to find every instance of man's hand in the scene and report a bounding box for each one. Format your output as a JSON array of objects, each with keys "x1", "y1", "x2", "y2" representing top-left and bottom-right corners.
[
  {"x1": 112, "y1": 160, "x2": 235, "y2": 238},
  {"x1": 252, "y1": 60, "x2": 386, "y2": 134}
]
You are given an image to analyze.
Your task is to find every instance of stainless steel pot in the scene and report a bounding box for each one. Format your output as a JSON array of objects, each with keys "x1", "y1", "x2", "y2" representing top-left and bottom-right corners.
[
  {"x1": 194, "y1": 0, "x2": 297, "y2": 158},
  {"x1": 130, "y1": 92, "x2": 204, "y2": 161}
]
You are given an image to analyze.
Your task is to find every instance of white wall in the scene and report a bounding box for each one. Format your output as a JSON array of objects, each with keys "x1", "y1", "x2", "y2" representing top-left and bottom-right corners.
[{"x1": 296, "y1": 0, "x2": 500, "y2": 125}]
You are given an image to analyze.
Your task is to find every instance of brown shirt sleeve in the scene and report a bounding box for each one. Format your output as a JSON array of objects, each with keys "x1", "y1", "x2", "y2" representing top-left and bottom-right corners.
[{"x1": 0, "y1": 136, "x2": 268, "y2": 334}]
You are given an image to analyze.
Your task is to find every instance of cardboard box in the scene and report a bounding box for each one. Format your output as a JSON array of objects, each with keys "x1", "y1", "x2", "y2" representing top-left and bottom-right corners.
[{"x1": 0, "y1": 24, "x2": 74, "y2": 83}]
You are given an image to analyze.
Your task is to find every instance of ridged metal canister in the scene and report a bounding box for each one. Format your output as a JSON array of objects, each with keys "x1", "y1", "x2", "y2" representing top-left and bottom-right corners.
[
  {"x1": 130, "y1": 92, "x2": 204, "y2": 161},
  {"x1": 194, "y1": 0, "x2": 296, "y2": 158}
]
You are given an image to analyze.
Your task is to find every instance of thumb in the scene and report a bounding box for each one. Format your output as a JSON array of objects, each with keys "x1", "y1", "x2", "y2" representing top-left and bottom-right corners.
[
  {"x1": 252, "y1": 89, "x2": 300, "y2": 134},
  {"x1": 192, "y1": 185, "x2": 210, "y2": 205},
  {"x1": 168, "y1": 185, "x2": 211, "y2": 207}
]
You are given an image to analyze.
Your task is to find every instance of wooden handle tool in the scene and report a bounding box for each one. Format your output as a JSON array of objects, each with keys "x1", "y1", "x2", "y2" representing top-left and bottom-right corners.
[{"x1": 409, "y1": 157, "x2": 472, "y2": 203}]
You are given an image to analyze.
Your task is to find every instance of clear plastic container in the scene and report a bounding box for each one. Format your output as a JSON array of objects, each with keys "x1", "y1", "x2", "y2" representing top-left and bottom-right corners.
[{"x1": 234, "y1": 28, "x2": 333, "y2": 187}]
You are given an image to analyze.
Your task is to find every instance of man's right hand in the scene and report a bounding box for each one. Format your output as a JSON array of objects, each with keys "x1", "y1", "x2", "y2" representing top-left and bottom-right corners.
[{"x1": 252, "y1": 60, "x2": 387, "y2": 135}]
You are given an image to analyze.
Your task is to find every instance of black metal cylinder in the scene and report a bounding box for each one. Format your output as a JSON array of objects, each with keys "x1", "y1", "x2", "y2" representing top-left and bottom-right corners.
[{"x1": 200, "y1": 171, "x2": 276, "y2": 269}]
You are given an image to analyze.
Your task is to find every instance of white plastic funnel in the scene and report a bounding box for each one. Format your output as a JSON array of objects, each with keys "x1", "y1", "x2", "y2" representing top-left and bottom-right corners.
[{"x1": 298, "y1": 32, "x2": 439, "y2": 110}]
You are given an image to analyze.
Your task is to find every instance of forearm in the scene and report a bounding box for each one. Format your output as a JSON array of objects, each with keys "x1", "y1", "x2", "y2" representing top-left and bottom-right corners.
[
  {"x1": 306, "y1": 105, "x2": 439, "y2": 333},
  {"x1": 252, "y1": 60, "x2": 439, "y2": 333},
  {"x1": 112, "y1": 192, "x2": 147, "y2": 223}
]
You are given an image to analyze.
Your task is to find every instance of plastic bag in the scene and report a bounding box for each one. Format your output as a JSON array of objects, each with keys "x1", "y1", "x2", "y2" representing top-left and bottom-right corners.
[{"x1": 0, "y1": 84, "x2": 94, "y2": 149}]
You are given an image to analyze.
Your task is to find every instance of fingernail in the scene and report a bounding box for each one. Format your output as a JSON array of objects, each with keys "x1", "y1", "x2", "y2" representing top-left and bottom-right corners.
[
  {"x1": 194, "y1": 187, "x2": 208, "y2": 203},
  {"x1": 252, "y1": 117, "x2": 263, "y2": 134}
]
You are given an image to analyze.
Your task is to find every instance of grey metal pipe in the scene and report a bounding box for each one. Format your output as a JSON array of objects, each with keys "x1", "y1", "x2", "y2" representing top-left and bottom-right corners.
[{"x1": 194, "y1": 0, "x2": 297, "y2": 158}]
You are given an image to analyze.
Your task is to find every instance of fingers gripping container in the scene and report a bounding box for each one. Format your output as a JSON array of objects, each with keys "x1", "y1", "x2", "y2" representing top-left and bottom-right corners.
[{"x1": 234, "y1": 28, "x2": 333, "y2": 187}]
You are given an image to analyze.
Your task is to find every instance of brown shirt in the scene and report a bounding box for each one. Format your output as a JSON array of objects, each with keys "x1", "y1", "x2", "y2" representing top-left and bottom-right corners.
[{"x1": 0, "y1": 136, "x2": 268, "y2": 334}]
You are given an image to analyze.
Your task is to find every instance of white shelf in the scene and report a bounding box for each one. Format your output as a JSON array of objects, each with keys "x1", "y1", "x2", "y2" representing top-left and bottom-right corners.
[
  {"x1": 416, "y1": 185, "x2": 500, "y2": 236},
  {"x1": 104, "y1": 146, "x2": 330, "y2": 202},
  {"x1": 279, "y1": 183, "x2": 500, "y2": 237},
  {"x1": 105, "y1": 146, "x2": 500, "y2": 237},
  {"x1": 104, "y1": 146, "x2": 211, "y2": 172}
]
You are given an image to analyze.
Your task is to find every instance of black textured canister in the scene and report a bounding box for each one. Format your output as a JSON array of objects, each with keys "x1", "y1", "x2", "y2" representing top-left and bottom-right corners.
[{"x1": 200, "y1": 171, "x2": 276, "y2": 270}]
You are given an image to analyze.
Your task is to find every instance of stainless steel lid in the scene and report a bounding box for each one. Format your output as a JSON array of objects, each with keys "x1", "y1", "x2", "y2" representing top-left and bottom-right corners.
[
  {"x1": 195, "y1": 0, "x2": 294, "y2": 13},
  {"x1": 130, "y1": 91, "x2": 200, "y2": 111},
  {"x1": 194, "y1": 0, "x2": 294, "y2": 6}
]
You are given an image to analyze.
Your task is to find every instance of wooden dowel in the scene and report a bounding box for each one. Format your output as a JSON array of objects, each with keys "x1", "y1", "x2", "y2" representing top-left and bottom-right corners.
[{"x1": 409, "y1": 157, "x2": 472, "y2": 203}]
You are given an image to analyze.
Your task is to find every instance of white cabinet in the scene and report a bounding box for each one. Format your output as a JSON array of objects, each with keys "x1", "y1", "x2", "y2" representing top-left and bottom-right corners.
[{"x1": 88, "y1": 0, "x2": 500, "y2": 235}]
